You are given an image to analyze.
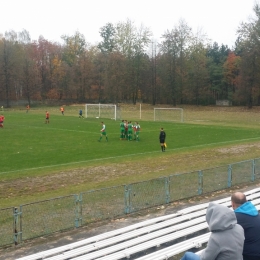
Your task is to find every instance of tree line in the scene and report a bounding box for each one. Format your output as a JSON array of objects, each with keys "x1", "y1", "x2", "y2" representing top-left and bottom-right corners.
[{"x1": 1, "y1": 4, "x2": 260, "y2": 108}]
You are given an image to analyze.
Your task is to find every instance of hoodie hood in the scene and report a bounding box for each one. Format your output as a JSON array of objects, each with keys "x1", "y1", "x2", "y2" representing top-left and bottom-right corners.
[
  {"x1": 206, "y1": 202, "x2": 237, "y2": 232},
  {"x1": 234, "y1": 201, "x2": 259, "y2": 216}
]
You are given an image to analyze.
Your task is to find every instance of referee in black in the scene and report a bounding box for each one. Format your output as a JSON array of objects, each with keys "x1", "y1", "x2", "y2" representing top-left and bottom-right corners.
[{"x1": 159, "y1": 127, "x2": 166, "y2": 152}]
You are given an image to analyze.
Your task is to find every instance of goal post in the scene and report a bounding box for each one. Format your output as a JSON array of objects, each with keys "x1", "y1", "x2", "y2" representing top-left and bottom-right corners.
[
  {"x1": 154, "y1": 108, "x2": 184, "y2": 122},
  {"x1": 85, "y1": 104, "x2": 121, "y2": 120}
]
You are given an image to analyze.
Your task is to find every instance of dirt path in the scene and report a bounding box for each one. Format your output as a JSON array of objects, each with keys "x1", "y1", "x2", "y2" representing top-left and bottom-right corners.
[{"x1": 2, "y1": 142, "x2": 260, "y2": 201}]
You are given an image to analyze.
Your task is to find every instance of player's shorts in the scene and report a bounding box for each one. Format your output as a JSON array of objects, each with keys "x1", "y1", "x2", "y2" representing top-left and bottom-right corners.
[
  {"x1": 46, "y1": 117, "x2": 49, "y2": 120},
  {"x1": 136, "y1": 131, "x2": 140, "y2": 135},
  {"x1": 120, "y1": 128, "x2": 125, "y2": 133},
  {"x1": 160, "y1": 139, "x2": 165, "y2": 143},
  {"x1": 101, "y1": 131, "x2": 107, "y2": 135},
  {"x1": 128, "y1": 130, "x2": 133, "y2": 135}
]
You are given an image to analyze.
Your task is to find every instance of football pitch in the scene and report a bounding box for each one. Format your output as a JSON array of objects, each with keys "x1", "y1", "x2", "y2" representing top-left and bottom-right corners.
[{"x1": 1, "y1": 105, "x2": 260, "y2": 207}]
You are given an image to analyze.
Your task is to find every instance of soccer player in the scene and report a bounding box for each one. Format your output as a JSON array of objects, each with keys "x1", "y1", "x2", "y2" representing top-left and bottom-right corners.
[
  {"x1": 127, "y1": 121, "x2": 133, "y2": 141},
  {"x1": 135, "y1": 122, "x2": 141, "y2": 141},
  {"x1": 79, "y1": 109, "x2": 83, "y2": 118},
  {"x1": 45, "y1": 111, "x2": 50, "y2": 124},
  {"x1": 26, "y1": 105, "x2": 30, "y2": 113},
  {"x1": 124, "y1": 120, "x2": 128, "y2": 140},
  {"x1": 133, "y1": 122, "x2": 137, "y2": 140},
  {"x1": 99, "y1": 122, "x2": 108, "y2": 141},
  {"x1": 159, "y1": 127, "x2": 166, "y2": 152},
  {"x1": 120, "y1": 120, "x2": 125, "y2": 140},
  {"x1": 0, "y1": 114, "x2": 5, "y2": 128},
  {"x1": 60, "y1": 107, "x2": 64, "y2": 115}
]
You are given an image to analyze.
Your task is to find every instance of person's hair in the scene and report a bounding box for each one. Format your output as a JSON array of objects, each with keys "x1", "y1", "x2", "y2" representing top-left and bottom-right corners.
[{"x1": 231, "y1": 192, "x2": 247, "y2": 205}]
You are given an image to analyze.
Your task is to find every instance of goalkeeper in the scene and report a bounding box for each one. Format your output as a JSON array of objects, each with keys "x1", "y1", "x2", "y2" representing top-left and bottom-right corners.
[
  {"x1": 79, "y1": 109, "x2": 84, "y2": 118},
  {"x1": 159, "y1": 127, "x2": 166, "y2": 152}
]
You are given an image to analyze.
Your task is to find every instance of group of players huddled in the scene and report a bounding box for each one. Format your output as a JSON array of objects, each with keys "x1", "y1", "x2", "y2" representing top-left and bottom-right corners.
[{"x1": 120, "y1": 120, "x2": 141, "y2": 141}]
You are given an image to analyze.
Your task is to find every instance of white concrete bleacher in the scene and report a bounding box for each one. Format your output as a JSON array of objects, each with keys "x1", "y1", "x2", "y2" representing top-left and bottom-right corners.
[{"x1": 17, "y1": 188, "x2": 260, "y2": 260}]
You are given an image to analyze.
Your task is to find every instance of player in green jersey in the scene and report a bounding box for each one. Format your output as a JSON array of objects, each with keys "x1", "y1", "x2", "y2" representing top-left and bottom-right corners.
[
  {"x1": 99, "y1": 122, "x2": 108, "y2": 141},
  {"x1": 135, "y1": 122, "x2": 141, "y2": 141},
  {"x1": 120, "y1": 120, "x2": 125, "y2": 140},
  {"x1": 124, "y1": 120, "x2": 128, "y2": 139},
  {"x1": 133, "y1": 122, "x2": 137, "y2": 140},
  {"x1": 127, "y1": 121, "x2": 133, "y2": 141}
]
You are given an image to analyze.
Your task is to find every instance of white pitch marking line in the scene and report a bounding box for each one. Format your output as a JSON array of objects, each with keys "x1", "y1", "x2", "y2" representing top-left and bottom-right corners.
[{"x1": 1, "y1": 136, "x2": 260, "y2": 175}]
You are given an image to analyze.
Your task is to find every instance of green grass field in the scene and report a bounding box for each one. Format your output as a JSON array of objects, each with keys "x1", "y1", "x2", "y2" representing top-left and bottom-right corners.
[{"x1": 1, "y1": 105, "x2": 260, "y2": 208}]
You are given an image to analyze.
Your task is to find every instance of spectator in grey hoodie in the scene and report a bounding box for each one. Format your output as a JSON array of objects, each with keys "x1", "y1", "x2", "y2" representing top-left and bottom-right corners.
[{"x1": 181, "y1": 202, "x2": 244, "y2": 260}]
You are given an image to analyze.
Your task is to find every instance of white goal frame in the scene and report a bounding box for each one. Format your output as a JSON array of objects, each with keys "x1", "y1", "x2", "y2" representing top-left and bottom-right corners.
[
  {"x1": 154, "y1": 108, "x2": 184, "y2": 122},
  {"x1": 85, "y1": 104, "x2": 118, "y2": 120}
]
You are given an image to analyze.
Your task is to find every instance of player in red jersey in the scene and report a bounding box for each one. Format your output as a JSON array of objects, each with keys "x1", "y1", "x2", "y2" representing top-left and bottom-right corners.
[
  {"x1": 45, "y1": 111, "x2": 50, "y2": 124},
  {"x1": 60, "y1": 107, "x2": 64, "y2": 115},
  {"x1": 0, "y1": 114, "x2": 5, "y2": 128}
]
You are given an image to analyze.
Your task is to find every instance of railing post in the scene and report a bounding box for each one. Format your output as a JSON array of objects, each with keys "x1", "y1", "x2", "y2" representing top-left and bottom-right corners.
[
  {"x1": 124, "y1": 185, "x2": 131, "y2": 214},
  {"x1": 13, "y1": 207, "x2": 22, "y2": 245},
  {"x1": 198, "y1": 170, "x2": 203, "y2": 195},
  {"x1": 165, "y1": 177, "x2": 170, "y2": 204},
  {"x1": 74, "y1": 194, "x2": 82, "y2": 228},
  {"x1": 228, "y1": 164, "x2": 232, "y2": 187},
  {"x1": 252, "y1": 159, "x2": 256, "y2": 182}
]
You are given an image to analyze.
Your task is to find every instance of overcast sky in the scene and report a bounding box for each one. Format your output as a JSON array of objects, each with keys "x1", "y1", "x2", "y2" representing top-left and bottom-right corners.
[{"x1": 1, "y1": 0, "x2": 258, "y2": 48}]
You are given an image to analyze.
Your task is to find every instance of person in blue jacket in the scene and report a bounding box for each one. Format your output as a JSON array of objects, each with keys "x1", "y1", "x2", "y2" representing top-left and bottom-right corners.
[{"x1": 231, "y1": 192, "x2": 260, "y2": 260}]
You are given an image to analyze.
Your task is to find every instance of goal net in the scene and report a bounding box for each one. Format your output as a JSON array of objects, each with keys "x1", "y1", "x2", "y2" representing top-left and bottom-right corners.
[
  {"x1": 85, "y1": 104, "x2": 121, "y2": 120},
  {"x1": 154, "y1": 108, "x2": 184, "y2": 122}
]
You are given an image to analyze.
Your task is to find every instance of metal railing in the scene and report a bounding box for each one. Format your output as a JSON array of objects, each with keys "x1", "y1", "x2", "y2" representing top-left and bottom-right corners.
[{"x1": 1, "y1": 158, "x2": 260, "y2": 247}]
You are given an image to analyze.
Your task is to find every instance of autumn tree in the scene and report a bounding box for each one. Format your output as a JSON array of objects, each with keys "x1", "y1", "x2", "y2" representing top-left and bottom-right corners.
[
  {"x1": 97, "y1": 20, "x2": 151, "y2": 104},
  {"x1": 130, "y1": 25, "x2": 151, "y2": 104},
  {"x1": 149, "y1": 41, "x2": 158, "y2": 105},
  {"x1": 17, "y1": 30, "x2": 41, "y2": 105},
  {"x1": 235, "y1": 3, "x2": 260, "y2": 107},
  {"x1": 97, "y1": 23, "x2": 116, "y2": 101},
  {"x1": 206, "y1": 43, "x2": 229, "y2": 102},
  {"x1": 159, "y1": 20, "x2": 192, "y2": 105},
  {"x1": 223, "y1": 51, "x2": 241, "y2": 103},
  {"x1": 186, "y1": 41, "x2": 209, "y2": 105},
  {"x1": 61, "y1": 31, "x2": 87, "y2": 100},
  {"x1": 0, "y1": 31, "x2": 20, "y2": 107}
]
